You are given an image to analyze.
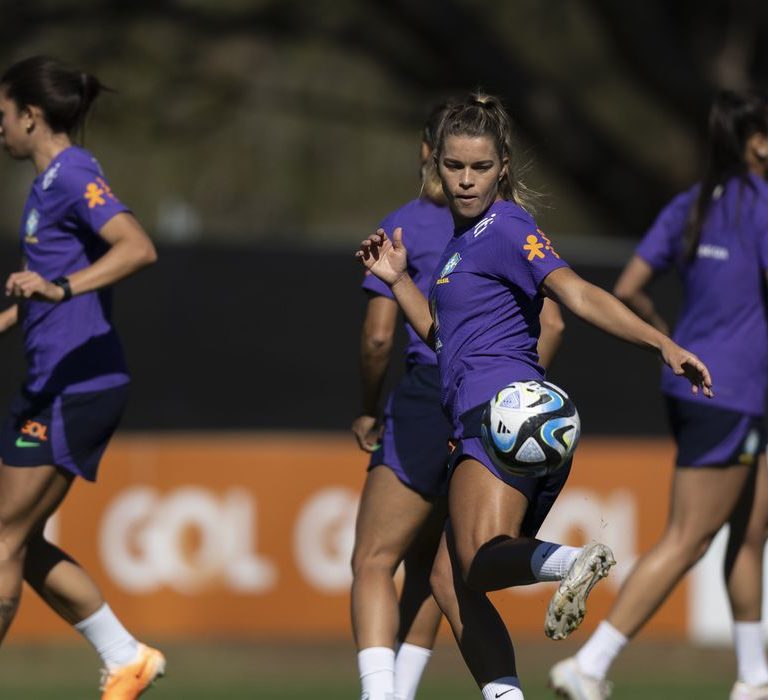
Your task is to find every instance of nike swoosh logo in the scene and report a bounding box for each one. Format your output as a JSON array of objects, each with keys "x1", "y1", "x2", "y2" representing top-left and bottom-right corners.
[
  {"x1": 495, "y1": 690, "x2": 517, "y2": 698},
  {"x1": 15, "y1": 437, "x2": 40, "y2": 448}
]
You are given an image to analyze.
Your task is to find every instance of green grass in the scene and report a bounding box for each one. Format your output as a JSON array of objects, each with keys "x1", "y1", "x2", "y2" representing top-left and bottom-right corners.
[{"x1": 0, "y1": 639, "x2": 737, "y2": 698}]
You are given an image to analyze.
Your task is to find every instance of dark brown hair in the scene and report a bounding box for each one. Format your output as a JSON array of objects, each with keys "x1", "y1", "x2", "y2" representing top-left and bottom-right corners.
[
  {"x1": 685, "y1": 89, "x2": 768, "y2": 260},
  {"x1": 1, "y1": 56, "x2": 108, "y2": 138}
]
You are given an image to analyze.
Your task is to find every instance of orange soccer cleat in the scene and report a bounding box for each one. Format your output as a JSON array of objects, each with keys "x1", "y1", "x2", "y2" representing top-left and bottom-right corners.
[{"x1": 100, "y1": 644, "x2": 166, "y2": 700}]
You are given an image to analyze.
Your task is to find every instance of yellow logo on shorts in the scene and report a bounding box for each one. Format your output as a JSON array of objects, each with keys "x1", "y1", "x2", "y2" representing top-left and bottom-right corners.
[{"x1": 20, "y1": 420, "x2": 48, "y2": 442}]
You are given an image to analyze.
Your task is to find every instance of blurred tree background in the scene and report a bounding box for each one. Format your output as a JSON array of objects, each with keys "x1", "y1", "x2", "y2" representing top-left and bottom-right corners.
[{"x1": 0, "y1": 0, "x2": 767, "y2": 255}]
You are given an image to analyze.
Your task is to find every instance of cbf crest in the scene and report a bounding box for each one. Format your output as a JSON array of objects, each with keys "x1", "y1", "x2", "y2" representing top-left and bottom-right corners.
[
  {"x1": 25, "y1": 208, "x2": 40, "y2": 244},
  {"x1": 436, "y1": 252, "x2": 461, "y2": 285}
]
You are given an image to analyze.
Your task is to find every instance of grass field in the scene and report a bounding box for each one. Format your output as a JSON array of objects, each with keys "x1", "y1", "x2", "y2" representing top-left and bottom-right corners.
[{"x1": 0, "y1": 638, "x2": 737, "y2": 698}]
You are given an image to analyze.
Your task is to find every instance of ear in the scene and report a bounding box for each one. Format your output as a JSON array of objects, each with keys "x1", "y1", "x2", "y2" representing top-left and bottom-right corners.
[
  {"x1": 21, "y1": 105, "x2": 41, "y2": 134},
  {"x1": 499, "y1": 156, "x2": 509, "y2": 180}
]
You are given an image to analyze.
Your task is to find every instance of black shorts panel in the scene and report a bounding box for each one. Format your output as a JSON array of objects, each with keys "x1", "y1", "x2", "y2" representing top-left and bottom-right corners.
[{"x1": 666, "y1": 397, "x2": 766, "y2": 468}]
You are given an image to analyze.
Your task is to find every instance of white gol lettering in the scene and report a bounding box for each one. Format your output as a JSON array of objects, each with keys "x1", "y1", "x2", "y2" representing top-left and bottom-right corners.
[
  {"x1": 294, "y1": 487, "x2": 358, "y2": 593},
  {"x1": 697, "y1": 244, "x2": 729, "y2": 261},
  {"x1": 100, "y1": 487, "x2": 277, "y2": 594}
]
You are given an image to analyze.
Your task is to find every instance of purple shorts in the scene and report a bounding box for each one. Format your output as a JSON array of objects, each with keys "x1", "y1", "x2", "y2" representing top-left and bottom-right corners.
[
  {"x1": 369, "y1": 364, "x2": 452, "y2": 498},
  {"x1": 666, "y1": 397, "x2": 766, "y2": 467},
  {"x1": 451, "y1": 437, "x2": 572, "y2": 537},
  {"x1": 0, "y1": 384, "x2": 129, "y2": 481}
]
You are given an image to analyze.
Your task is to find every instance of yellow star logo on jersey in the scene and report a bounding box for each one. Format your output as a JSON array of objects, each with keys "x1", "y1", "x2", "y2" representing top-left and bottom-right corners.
[
  {"x1": 84, "y1": 182, "x2": 106, "y2": 208},
  {"x1": 524, "y1": 234, "x2": 545, "y2": 261}
]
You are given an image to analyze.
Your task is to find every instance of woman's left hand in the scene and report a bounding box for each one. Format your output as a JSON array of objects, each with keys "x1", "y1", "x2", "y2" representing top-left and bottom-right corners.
[
  {"x1": 660, "y1": 339, "x2": 714, "y2": 397},
  {"x1": 356, "y1": 227, "x2": 409, "y2": 287},
  {"x1": 5, "y1": 271, "x2": 65, "y2": 303}
]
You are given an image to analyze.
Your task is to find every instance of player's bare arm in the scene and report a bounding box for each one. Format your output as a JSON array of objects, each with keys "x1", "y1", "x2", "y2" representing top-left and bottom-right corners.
[
  {"x1": 543, "y1": 266, "x2": 712, "y2": 397},
  {"x1": 357, "y1": 228, "x2": 434, "y2": 345}
]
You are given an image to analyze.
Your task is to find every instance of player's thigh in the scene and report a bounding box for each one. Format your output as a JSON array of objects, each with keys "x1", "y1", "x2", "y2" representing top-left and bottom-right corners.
[
  {"x1": 353, "y1": 465, "x2": 437, "y2": 567},
  {"x1": 448, "y1": 458, "x2": 528, "y2": 574},
  {"x1": 0, "y1": 463, "x2": 72, "y2": 547},
  {"x1": 666, "y1": 398, "x2": 763, "y2": 541},
  {"x1": 668, "y1": 465, "x2": 751, "y2": 543},
  {"x1": 404, "y1": 495, "x2": 447, "y2": 566}
]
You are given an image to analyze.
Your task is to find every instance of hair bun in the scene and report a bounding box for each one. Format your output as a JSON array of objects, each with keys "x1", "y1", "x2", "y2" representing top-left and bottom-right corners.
[{"x1": 471, "y1": 93, "x2": 496, "y2": 108}]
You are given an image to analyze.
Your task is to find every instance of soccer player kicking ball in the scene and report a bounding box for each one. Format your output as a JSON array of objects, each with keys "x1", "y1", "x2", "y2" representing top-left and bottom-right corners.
[{"x1": 358, "y1": 92, "x2": 711, "y2": 699}]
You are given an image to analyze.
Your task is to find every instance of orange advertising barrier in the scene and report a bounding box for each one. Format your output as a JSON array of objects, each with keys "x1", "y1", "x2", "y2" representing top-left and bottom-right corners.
[{"x1": 9, "y1": 434, "x2": 683, "y2": 641}]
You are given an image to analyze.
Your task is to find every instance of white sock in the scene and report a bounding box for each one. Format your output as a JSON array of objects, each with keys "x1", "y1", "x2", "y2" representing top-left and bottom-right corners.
[
  {"x1": 575, "y1": 621, "x2": 628, "y2": 680},
  {"x1": 734, "y1": 621, "x2": 768, "y2": 686},
  {"x1": 530, "y1": 542, "x2": 580, "y2": 582},
  {"x1": 394, "y1": 643, "x2": 432, "y2": 700},
  {"x1": 358, "y1": 646, "x2": 395, "y2": 700},
  {"x1": 73, "y1": 603, "x2": 140, "y2": 670},
  {"x1": 481, "y1": 676, "x2": 523, "y2": 699}
]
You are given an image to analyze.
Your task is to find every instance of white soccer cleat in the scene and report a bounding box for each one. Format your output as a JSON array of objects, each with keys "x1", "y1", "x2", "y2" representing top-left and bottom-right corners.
[
  {"x1": 730, "y1": 681, "x2": 768, "y2": 700},
  {"x1": 549, "y1": 657, "x2": 612, "y2": 700},
  {"x1": 545, "y1": 543, "x2": 616, "y2": 640}
]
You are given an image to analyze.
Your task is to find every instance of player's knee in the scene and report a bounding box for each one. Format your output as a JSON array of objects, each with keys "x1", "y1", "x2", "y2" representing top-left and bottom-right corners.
[
  {"x1": 428, "y1": 555, "x2": 455, "y2": 610},
  {"x1": 735, "y1": 523, "x2": 767, "y2": 556},
  {"x1": 453, "y1": 536, "x2": 489, "y2": 590},
  {"x1": 666, "y1": 525, "x2": 717, "y2": 564},
  {"x1": 350, "y1": 544, "x2": 399, "y2": 579},
  {"x1": 746, "y1": 515, "x2": 768, "y2": 547},
  {"x1": 0, "y1": 528, "x2": 28, "y2": 563}
]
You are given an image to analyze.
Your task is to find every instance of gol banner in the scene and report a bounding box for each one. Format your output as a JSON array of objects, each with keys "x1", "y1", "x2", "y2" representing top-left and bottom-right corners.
[{"x1": 9, "y1": 434, "x2": 688, "y2": 641}]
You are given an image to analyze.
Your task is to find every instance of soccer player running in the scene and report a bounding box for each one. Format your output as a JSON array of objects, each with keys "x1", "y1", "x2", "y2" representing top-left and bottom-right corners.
[
  {"x1": 351, "y1": 101, "x2": 570, "y2": 700},
  {"x1": 550, "y1": 90, "x2": 768, "y2": 700},
  {"x1": 0, "y1": 56, "x2": 164, "y2": 699},
  {"x1": 357, "y1": 92, "x2": 712, "y2": 700}
]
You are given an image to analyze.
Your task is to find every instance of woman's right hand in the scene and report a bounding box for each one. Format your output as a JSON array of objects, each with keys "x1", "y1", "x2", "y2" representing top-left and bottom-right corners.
[
  {"x1": 351, "y1": 414, "x2": 382, "y2": 453},
  {"x1": 356, "y1": 227, "x2": 408, "y2": 287},
  {"x1": 660, "y1": 338, "x2": 714, "y2": 398}
]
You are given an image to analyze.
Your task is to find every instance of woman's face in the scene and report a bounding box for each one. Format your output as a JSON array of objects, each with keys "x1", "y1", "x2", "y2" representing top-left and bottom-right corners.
[
  {"x1": 0, "y1": 91, "x2": 32, "y2": 159},
  {"x1": 438, "y1": 133, "x2": 507, "y2": 223}
]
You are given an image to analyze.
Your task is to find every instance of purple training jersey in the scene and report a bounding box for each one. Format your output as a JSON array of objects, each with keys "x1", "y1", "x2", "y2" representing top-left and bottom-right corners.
[
  {"x1": 429, "y1": 200, "x2": 569, "y2": 435},
  {"x1": 362, "y1": 198, "x2": 454, "y2": 366},
  {"x1": 19, "y1": 146, "x2": 130, "y2": 394},
  {"x1": 636, "y1": 174, "x2": 768, "y2": 415}
]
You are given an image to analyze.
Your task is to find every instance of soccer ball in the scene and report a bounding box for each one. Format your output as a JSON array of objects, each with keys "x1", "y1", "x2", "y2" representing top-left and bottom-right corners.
[{"x1": 480, "y1": 380, "x2": 580, "y2": 478}]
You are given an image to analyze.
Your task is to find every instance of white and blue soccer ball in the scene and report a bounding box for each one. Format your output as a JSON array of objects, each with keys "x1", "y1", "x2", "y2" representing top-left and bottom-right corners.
[{"x1": 481, "y1": 380, "x2": 580, "y2": 478}]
